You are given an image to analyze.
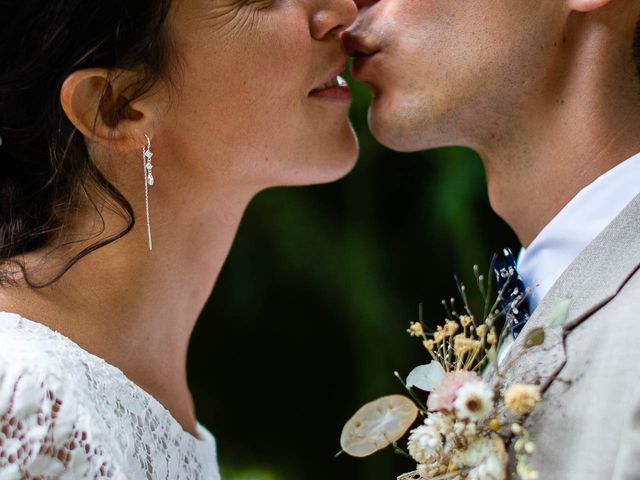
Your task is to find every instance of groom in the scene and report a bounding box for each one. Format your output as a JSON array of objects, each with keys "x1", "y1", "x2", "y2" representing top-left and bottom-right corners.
[{"x1": 344, "y1": 0, "x2": 640, "y2": 478}]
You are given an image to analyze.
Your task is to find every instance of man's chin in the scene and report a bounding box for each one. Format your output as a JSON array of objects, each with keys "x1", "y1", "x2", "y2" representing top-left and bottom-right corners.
[{"x1": 367, "y1": 105, "x2": 428, "y2": 153}]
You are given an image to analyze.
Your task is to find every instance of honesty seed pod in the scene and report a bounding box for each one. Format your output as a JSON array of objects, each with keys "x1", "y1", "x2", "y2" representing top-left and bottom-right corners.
[{"x1": 340, "y1": 395, "x2": 419, "y2": 458}]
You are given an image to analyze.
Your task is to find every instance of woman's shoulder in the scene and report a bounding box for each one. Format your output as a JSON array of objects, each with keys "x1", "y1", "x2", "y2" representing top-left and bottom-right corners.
[
  {"x1": 0, "y1": 311, "x2": 124, "y2": 421},
  {"x1": 0, "y1": 312, "x2": 127, "y2": 478},
  {"x1": 0, "y1": 311, "x2": 220, "y2": 480},
  {"x1": 0, "y1": 311, "x2": 69, "y2": 363},
  {"x1": 0, "y1": 312, "x2": 103, "y2": 395},
  {"x1": 0, "y1": 312, "x2": 91, "y2": 395}
]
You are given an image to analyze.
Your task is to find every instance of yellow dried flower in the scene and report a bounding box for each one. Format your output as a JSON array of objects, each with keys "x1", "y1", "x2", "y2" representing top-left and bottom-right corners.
[
  {"x1": 444, "y1": 320, "x2": 459, "y2": 336},
  {"x1": 453, "y1": 334, "x2": 481, "y2": 355},
  {"x1": 434, "y1": 326, "x2": 446, "y2": 343},
  {"x1": 489, "y1": 419, "x2": 502, "y2": 431},
  {"x1": 476, "y1": 324, "x2": 488, "y2": 338},
  {"x1": 487, "y1": 329, "x2": 498, "y2": 345},
  {"x1": 447, "y1": 462, "x2": 460, "y2": 473},
  {"x1": 407, "y1": 322, "x2": 424, "y2": 337},
  {"x1": 423, "y1": 339, "x2": 435, "y2": 352},
  {"x1": 505, "y1": 384, "x2": 542, "y2": 415},
  {"x1": 460, "y1": 315, "x2": 474, "y2": 327}
]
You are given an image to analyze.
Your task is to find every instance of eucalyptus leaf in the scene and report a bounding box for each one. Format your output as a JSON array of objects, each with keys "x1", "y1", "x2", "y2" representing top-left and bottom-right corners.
[
  {"x1": 406, "y1": 361, "x2": 446, "y2": 392},
  {"x1": 547, "y1": 297, "x2": 572, "y2": 328},
  {"x1": 524, "y1": 327, "x2": 545, "y2": 348}
]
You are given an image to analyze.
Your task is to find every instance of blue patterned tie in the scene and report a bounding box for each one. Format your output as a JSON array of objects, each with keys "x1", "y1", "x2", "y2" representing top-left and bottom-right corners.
[{"x1": 493, "y1": 248, "x2": 530, "y2": 339}]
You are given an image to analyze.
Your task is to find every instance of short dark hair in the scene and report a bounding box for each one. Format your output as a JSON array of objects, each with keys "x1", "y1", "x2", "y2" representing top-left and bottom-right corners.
[{"x1": 0, "y1": 0, "x2": 175, "y2": 287}]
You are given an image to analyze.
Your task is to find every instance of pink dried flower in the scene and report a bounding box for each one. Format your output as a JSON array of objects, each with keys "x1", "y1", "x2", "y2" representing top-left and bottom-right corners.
[{"x1": 427, "y1": 370, "x2": 481, "y2": 412}]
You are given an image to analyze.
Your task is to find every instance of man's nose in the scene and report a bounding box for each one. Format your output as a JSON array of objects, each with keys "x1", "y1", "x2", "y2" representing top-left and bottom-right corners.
[{"x1": 342, "y1": 0, "x2": 377, "y2": 41}]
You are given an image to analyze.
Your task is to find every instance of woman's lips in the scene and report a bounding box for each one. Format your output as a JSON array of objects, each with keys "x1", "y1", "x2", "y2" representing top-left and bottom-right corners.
[{"x1": 309, "y1": 76, "x2": 351, "y2": 101}]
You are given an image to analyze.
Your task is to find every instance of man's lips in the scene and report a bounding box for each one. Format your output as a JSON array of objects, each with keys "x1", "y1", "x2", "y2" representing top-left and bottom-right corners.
[
  {"x1": 341, "y1": 32, "x2": 381, "y2": 79},
  {"x1": 342, "y1": 32, "x2": 379, "y2": 57},
  {"x1": 350, "y1": 52, "x2": 380, "y2": 79}
]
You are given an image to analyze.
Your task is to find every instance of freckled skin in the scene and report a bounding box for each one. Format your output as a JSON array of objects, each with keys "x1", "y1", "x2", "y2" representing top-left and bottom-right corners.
[{"x1": 161, "y1": 0, "x2": 359, "y2": 189}]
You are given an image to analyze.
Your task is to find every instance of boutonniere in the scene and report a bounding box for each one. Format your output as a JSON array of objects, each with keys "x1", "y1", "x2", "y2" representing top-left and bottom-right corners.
[{"x1": 339, "y1": 263, "x2": 547, "y2": 480}]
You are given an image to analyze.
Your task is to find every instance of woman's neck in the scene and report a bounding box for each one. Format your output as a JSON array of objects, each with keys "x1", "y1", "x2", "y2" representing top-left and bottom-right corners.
[{"x1": 0, "y1": 180, "x2": 255, "y2": 436}]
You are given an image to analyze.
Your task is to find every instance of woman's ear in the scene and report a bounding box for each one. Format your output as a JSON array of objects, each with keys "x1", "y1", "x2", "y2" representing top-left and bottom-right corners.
[
  {"x1": 568, "y1": 0, "x2": 613, "y2": 12},
  {"x1": 60, "y1": 68, "x2": 158, "y2": 151}
]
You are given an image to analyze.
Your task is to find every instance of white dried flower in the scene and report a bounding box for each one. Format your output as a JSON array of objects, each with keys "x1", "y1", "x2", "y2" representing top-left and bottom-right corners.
[
  {"x1": 517, "y1": 461, "x2": 540, "y2": 480},
  {"x1": 407, "y1": 424, "x2": 441, "y2": 464},
  {"x1": 424, "y1": 411, "x2": 455, "y2": 436},
  {"x1": 453, "y1": 436, "x2": 507, "y2": 480},
  {"x1": 407, "y1": 413, "x2": 455, "y2": 464},
  {"x1": 464, "y1": 421, "x2": 477, "y2": 437},
  {"x1": 469, "y1": 454, "x2": 506, "y2": 480},
  {"x1": 453, "y1": 381, "x2": 494, "y2": 422}
]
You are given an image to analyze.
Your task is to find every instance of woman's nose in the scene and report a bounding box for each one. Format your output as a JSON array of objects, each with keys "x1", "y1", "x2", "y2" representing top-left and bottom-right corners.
[{"x1": 310, "y1": 0, "x2": 358, "y2": 40}]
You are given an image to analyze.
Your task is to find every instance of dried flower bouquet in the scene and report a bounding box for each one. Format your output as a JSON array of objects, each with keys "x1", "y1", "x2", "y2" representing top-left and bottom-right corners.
[{"x1": 339, "y1": 263, "x2": 545, "y2": 480}]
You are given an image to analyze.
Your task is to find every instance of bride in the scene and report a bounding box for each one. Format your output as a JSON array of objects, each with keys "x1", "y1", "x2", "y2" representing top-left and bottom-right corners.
[{"x1": 0, "y1": 0, "x2": 357, "y2": 477}]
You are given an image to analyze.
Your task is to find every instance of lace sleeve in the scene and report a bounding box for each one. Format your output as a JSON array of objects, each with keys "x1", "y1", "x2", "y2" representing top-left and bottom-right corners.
[{"x1": 0, "y1": 362, "x2": 120, "y2": 479}]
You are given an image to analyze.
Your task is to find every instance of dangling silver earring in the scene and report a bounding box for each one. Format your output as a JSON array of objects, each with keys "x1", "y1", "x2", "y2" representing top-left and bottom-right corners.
[{"x1": 142, "y1": 134, "x2": 155, "y2": 251}]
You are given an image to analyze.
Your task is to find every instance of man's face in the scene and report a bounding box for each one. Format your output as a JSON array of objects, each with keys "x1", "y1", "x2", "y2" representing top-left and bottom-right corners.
[{"x1": 343, "y1": 0, "x2": 568, "y2": 152}]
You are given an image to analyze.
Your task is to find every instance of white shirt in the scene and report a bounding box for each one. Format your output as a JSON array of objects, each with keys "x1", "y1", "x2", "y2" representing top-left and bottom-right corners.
[
  {"x1": 517, "y1": 151, "x2": 640, "y2": 311},
  {"x1": 0, "y1": 312, "x2": 221, "y2": 480},
  {"x1": 497, "y1": 152, "x2": 640, "y2": 365}
]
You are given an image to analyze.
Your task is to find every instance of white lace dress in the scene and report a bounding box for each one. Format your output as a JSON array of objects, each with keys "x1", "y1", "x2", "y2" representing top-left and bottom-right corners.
[{"x1": 0, "y1": 312, "x2": 221, "y2": 480}]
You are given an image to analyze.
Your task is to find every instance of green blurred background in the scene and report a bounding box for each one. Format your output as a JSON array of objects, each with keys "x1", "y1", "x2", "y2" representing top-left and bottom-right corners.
[{"x1": 187, "y1": 76, "x2": 519, "y2": 479}]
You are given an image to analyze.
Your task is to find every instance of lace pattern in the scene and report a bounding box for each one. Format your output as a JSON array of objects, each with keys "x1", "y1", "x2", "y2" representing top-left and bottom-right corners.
[{"x1": 0, "y1": 312, "x2": 220, "y2": 480}]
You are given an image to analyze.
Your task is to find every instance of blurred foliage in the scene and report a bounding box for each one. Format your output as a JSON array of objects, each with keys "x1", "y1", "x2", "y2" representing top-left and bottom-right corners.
[
  {"x1": 187, "y1": 73, "x2": 519, "y2": 480},
  {"x1": 220, "y1": 466, "x2": 285, "y2": 480}
]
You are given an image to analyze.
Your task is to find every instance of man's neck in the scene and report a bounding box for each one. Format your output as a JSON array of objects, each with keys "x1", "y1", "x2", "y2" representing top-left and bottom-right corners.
[
  {"x1": 482, "y1": 121, "x2": 640, "y2": 247},
  {"x1": 478, "y1": 17, "x2": 640, "y2": 246}
]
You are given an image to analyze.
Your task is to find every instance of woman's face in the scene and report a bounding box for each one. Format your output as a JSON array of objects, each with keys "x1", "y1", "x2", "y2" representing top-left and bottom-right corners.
[{"x1": 160, "y1": 0, "x2": 358, "y2": 190}]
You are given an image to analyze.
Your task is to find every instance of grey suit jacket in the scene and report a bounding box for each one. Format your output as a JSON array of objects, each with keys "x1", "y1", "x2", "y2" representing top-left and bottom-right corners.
[{"x1": 493, "y1": 192, "x2": 640, "y2": 479}]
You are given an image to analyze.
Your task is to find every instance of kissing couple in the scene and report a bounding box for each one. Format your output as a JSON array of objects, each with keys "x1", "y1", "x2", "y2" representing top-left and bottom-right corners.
[{"x1": 0, "y1": 0, "x2": 639, "y2": 479}]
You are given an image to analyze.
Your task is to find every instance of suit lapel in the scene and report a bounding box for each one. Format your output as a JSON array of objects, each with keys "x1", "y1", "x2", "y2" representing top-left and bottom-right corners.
[{"x1": 491, "y1": 192, "x2": 640, "y2": 397}]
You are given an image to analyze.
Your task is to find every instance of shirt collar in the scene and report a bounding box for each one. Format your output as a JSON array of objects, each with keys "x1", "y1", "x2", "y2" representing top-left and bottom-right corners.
[{"x1": 517, "y1": 151, "x2": 640, "y2": 312}]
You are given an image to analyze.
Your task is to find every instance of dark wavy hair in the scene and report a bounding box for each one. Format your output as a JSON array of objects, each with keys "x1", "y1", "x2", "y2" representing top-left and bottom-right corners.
[{"x1": 0, "y1": 0, "x2": 174, "y2": 287}]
